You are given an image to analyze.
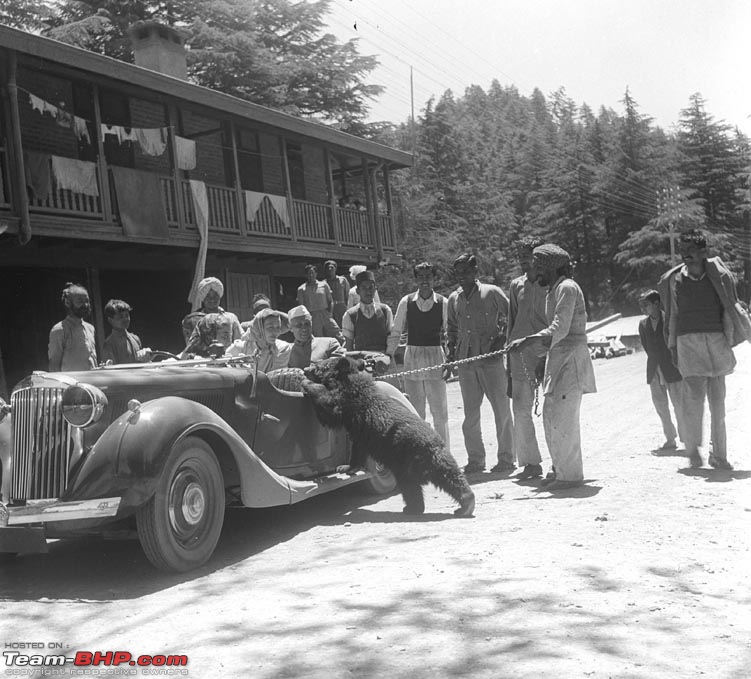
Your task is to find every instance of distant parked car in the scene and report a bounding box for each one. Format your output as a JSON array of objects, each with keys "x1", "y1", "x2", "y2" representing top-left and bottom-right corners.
[{"x1": 0, "y1": 357, "x2": 399, "y2": 572}]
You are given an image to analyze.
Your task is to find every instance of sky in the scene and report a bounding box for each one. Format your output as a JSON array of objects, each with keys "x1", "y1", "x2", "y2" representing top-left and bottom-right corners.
[{"x1": 325, "y1": 0, "x2": 751, "y2": 136}]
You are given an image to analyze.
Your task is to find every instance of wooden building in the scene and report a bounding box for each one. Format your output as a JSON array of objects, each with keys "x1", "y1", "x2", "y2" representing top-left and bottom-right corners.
[{"x1": 0, "y1": 23, "x2": 411, "y2": 392}]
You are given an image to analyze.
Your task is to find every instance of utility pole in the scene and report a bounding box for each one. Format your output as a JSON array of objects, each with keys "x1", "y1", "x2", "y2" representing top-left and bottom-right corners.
[{"x1": 656, "y1": 186, "x2": 681, "y2": 265}]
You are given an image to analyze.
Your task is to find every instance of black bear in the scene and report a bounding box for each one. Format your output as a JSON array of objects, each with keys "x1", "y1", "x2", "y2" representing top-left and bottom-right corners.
[{"x1": 301, "y1": 356, "x2": 475, "y2": 517}]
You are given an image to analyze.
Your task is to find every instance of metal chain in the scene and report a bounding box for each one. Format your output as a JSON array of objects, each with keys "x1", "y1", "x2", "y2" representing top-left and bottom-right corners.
[
  {"x1": 518, "y1": 351, "x2": 541, "y2": 417},
  {"x1": 376, "y1": 347, "x2": 543, "y2": 418},
  {"x1": 375, "y1": 348, "x2": 508, "y2": 381}
]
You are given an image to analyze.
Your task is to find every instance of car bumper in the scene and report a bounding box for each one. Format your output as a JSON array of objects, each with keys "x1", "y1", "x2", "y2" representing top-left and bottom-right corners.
[{"x1": 0, "y1": 497, "x2": 121, "y2": 526}]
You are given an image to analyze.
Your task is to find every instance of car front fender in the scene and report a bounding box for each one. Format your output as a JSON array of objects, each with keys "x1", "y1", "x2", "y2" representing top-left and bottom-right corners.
[{"x1": 64, "y1": 396, "x2": 305, "y2": 516}]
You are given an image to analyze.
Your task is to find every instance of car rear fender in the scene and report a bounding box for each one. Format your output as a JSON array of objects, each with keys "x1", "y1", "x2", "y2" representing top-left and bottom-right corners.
[{"x1": 65, "y1": 396, "x2": 305, "y2": 515}]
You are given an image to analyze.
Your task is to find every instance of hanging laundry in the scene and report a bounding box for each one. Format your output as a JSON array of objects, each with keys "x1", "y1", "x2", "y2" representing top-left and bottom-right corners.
[
  {"x1": 121, "y1": 127, "x2": 138, "y2": 144},
  {"x1": 134, "y1": 127, "x2": 167, "y2": 156},
  {"x1": 175, "y1": 135, "x2": 197, "y2": 171},
  {"x1": 24, "y1": 151, "x2": 52, "y2": 200},
  {"x1": 29, "y1": 93, "x2": 46, "y2": 114},
  {"x1": 42, "y1": 101, "x2": 58, "y2": 117},
  {"x1": 56, "y1": 108, "x2": 73, "y2": 129},
  {"x1": 101, "y1": 124, "x2": 126, "y2": 143},
  {"x1": 73, "y1": 117, "x2": 91, "y2": 145},
  {"x1": 51, "y1": 156, "x2": 99, "y2": 197}
]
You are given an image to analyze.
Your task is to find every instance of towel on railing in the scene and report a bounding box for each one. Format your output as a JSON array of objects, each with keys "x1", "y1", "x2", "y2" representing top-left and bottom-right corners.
[
  {"x1": 24, "y1": 151, "x2": 52, "y2": 200},
  {"x1": 50, "y1": 156, "x2": 99, "y2": 196},
  {"x1": 244, "y1": 190, "x2": 289, "y2": 228},
  {"x1": 110, "y1": 166, "x2": 170, "y2": 238},
  {"x1": 188, "y1": 180, "x2": 210, "y2": 310},
  {"x1": 175, "y1": 136, "x2": 197, "y2": 171}
]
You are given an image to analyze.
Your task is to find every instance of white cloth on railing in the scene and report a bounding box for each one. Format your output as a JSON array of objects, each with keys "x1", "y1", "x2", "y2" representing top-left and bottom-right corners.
[
  {"x1": 175, "y1": 136, "x2": 197, "y2": 170},
  {"x1": 244, "y1": 190, "x2": 289, "y2": 228},
  {"x1": 188, "y1": 180, "x2": 210, "y2": 311},
  {"x1": 50, "y1": 156, "x2": 99, "y2": 196},
  {"x1": 135, "y1": 127, "x2": 167, "y2": 156}
]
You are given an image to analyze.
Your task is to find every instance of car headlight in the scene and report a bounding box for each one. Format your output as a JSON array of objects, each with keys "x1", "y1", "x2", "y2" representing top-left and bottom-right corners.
[
  {"x1": 0, "y1": 397, "x2": 10, "y2": 424},
  {"x1": 62, "y1": 384, "x2": 108, "y2": 428}
]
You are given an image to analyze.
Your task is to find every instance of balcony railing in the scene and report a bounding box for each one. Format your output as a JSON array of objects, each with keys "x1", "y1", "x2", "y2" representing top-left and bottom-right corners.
[{"x1": 17, "y1": 160, "x2": 396, "y2": 251}]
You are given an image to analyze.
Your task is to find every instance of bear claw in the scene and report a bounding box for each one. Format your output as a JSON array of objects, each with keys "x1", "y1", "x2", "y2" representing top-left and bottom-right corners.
[{"x1": 454, "y1": 492, "x2": 476, "y2": 517}]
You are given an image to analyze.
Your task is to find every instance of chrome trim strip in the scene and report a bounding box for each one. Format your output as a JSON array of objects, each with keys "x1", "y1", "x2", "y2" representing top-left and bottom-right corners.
[{"x1": 5, "y1": 497, "x2": 121, "y2": 525}]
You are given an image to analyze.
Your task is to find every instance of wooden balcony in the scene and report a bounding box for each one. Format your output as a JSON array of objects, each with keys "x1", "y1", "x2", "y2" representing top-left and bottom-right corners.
[{"x1": 1, "y1": 144, "x2": 397, "y2": 258}]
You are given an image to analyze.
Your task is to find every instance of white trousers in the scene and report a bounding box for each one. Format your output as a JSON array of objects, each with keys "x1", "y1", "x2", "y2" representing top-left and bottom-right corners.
[
  {"x1": 542, "y1": 388, "x2": 584, "y2": 482},
  {"x1": 403, "y1": 378, "x2": 450, "y2": 451}
]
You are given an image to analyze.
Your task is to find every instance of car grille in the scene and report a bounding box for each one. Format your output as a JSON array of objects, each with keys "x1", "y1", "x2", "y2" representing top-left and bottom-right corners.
[{"x1": 10, "y1": 386, "x2": 75, "y2": 500}]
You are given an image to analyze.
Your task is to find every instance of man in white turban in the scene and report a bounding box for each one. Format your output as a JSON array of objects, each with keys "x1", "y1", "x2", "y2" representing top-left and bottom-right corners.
[
  {"x1": 181, "y1": 276, "x2": 242, "y2": 348},
  {"x1": 507, "y1": 244, "x2": 596, "y2": 490}
]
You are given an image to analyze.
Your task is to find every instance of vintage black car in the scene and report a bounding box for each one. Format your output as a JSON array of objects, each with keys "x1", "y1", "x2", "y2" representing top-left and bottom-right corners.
[{"x1": 0, "y1": 357, "x2": 400, "y2": 572}]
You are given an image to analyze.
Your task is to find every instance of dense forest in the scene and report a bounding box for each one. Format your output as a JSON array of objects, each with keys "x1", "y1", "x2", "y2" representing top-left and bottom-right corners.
[{"x1": 375, "y1": 86, "x2": 751, "y2": 316}]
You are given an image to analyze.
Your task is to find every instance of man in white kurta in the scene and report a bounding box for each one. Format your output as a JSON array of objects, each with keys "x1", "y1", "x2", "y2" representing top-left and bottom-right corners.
[
  {"x1": 508, "y1": 244, "x2": 596, "y2": 490},
  {"x1": 387, "y1": 262, "x2": 450, "y2": 448}
]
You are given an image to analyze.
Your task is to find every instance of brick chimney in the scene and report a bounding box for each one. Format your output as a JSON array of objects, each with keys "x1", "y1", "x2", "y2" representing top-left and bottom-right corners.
[{"x1": 128, "y1": 21, "x2": 187, "y2": 80}]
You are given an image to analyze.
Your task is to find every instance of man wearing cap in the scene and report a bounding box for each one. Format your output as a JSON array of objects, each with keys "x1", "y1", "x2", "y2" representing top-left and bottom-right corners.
[
  {"x1": 342, "y1": 269, "x2": 394, "y2": 353},
  {"x1": 387, "y1": 261, "x2": 450, "y2": 448},
  {"x1": 287, "y1": 305, "x2": 346, "y2": 369},
  {"x1": 508, "y1": 244, "x2": 596, "y2": 491},
  {"x1": 182, "y1": 276, "x2": 242, "y2": 346},
  {"x1": 348, "y1": 264, "x2": 381, "y2": 308},
  {"x1": 447, "y1": 253, "x2": 514, "y2": 475},
  {"x1": 323, "y1": 260, "x2": 350, "y2": 326},
  {"x1": 296, "y1": 264, "x2": 344, "y2": 343}
]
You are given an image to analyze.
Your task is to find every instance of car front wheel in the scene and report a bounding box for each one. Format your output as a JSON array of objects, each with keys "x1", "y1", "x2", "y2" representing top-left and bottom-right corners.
[{"x1": 137, "y1": 436, "x2": 225, "y2": 572}]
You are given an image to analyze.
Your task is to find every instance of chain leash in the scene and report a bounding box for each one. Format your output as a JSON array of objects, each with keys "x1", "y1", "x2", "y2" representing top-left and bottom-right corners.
[
  {"x1": 375, "y1": 347, "x2": 543, "y2": 418},
  {"x1": 374, "y1": 348, "x2": 508, "y2": 381},
  {"x1": 518, "y1": 351, "x2": 541, "y2": 416}
]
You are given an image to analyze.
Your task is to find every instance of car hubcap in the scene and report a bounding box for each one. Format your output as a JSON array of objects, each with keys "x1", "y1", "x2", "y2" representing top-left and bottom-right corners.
[{"x1": 168, "y1": 468, "x2": 207, "y2": 544}]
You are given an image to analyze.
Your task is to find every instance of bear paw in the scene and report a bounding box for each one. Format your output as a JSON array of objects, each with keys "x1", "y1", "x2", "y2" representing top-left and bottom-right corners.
[{"x1": 454, "y1": 491, "x2": 476, "y2": 517}]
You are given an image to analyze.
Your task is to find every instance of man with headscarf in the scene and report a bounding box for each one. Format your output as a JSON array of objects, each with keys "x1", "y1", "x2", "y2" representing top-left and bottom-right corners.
[
  {"x1": 228, "y1": 308, "x2": 292, "y2": 372},
  {"x1": 323, "y1": 260, "x2": 350, "y2": 326},
  {"x1": 181, "y1": 276, "x2": 242, "y2": 346},
  {"x1": 508, "y1": 244, "x2": 596, "y2": 491},
  {"x1": 447, "y1": 253, "x2": 514, "y2": 475},
  {"x1": 287, "y1": 305, "x2": 346, "y2": 369}
]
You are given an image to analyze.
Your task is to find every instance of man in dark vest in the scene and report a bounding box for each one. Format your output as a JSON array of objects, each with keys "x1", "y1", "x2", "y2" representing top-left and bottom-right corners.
[
  {"x1": 387, "y1": 262, "x2": 450, "y2": 448},
  {"x1": 657, "y1": 229, "x2": 750, "y2": 470},
  {"x1": 341, "y1": 269, "x2": 393, "y2": 353},
  {"x1": 637, "y1": 289, "x2": 685, "y2": 450}
]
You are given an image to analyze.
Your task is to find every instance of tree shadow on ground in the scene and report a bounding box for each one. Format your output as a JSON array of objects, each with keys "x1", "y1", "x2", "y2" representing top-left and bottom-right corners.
[{"x1": 0, "y1": 484, "x2": 398, "y2": 602}]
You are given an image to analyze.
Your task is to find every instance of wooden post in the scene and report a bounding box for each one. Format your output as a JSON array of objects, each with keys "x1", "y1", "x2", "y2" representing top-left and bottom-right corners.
[
  {"x1": 86, "y1": 266, "x2": 106, "y2": 362},
  {"x1": 4, "y1": 50, "x2": 31, "y2": 244},
  {"x1": 280, "y1": 136, "x2": 297, "y2": 242},
  {"x1": 325, "y1": 149, "x2": 340, "y2": 246},
  {"x1": 229, "y1": 122, "x2": 247, "y2": 234},
  {"x1": 167, "y1": 104, "x2": 187, "y2": 229}
]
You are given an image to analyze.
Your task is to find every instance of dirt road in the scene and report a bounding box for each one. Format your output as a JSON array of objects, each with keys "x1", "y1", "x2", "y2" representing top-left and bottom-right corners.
[{"x1": 2, "y1": 346, "x2": 750, "y2": 679}]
